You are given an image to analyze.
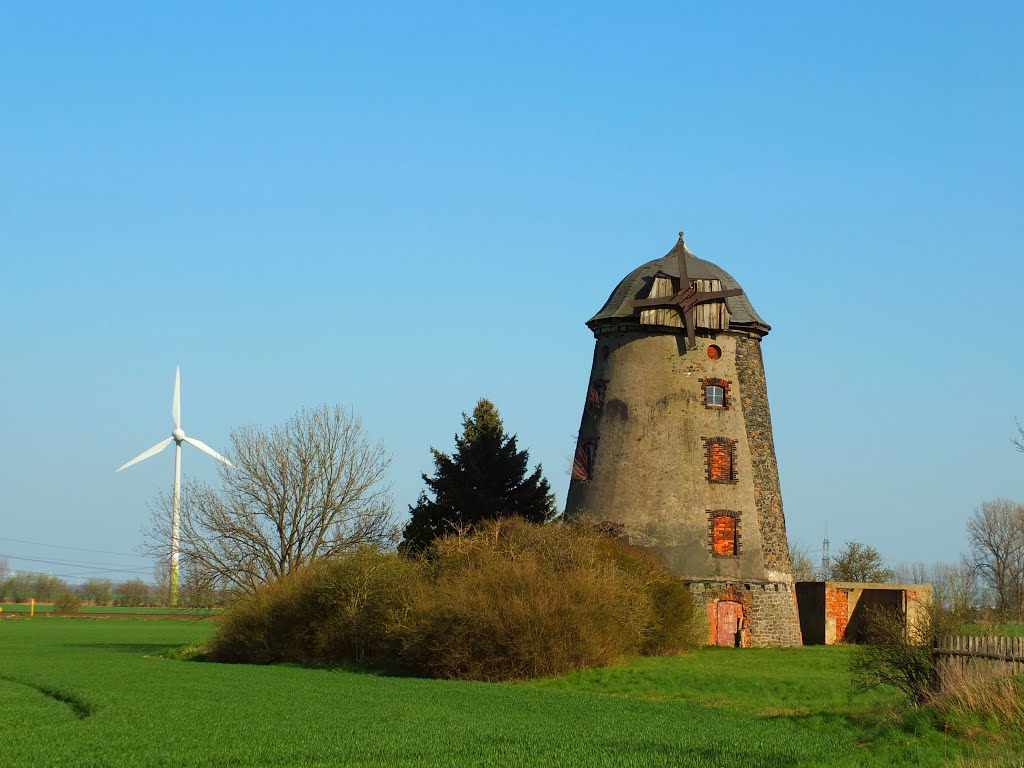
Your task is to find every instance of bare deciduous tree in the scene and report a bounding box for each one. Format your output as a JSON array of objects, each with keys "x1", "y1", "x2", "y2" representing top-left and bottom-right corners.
[
  {"x1": 932, "y1": 560, "x2": 979, "y2": 618},
  {"x1": 117, "y1": 578, "x2": 152, "y2": 607},
  {"x1": 178, "y1": 560, "x2": 222, "y2": 611},
  {"x1": 891, "y1": 561, "x2": 931, "y2": 585},
  {"x1": 0, "y1": 558, "x2": 10, "y2": 601},
  {"x1": 788, "y1": 542, "x2": 818, "y2": 581},
  {"x1": 891, "y1": 560, "x2": 979, "y2": 619},
  {"x1": 83, "y1": 578, "x2": 113, "y2": 606},
  {"x1": 965, "y1": 498, "x2": 1024, "y2": 619},
  {"x1": 147, "y1": 404, "x2": 396, "y2": 593}
]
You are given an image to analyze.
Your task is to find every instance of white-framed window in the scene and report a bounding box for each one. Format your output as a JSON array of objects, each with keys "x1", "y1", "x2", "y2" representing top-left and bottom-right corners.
[{"x1": 706, "y1": 385, "x2": 725, "y2": 407}]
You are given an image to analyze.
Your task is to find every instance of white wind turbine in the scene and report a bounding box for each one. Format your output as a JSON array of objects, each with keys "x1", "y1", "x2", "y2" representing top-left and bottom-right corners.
[{"x1": 117, "y1": 366, "x2": 234, "y2": 606}]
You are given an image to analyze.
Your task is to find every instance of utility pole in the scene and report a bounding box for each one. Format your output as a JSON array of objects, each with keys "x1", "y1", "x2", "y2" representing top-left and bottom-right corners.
[{"x1": 821, "y1": 523, "x2": 831, "y2": 581}]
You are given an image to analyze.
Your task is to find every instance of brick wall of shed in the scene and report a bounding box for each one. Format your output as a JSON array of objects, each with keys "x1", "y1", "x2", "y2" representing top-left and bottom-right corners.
[{"x1": 825, "y1": 586, "x2": 849, "y2": 643}]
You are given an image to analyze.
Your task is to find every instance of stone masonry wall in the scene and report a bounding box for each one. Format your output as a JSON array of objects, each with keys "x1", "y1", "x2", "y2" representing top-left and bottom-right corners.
[
  {"x1": 690, "y1": 580, "x2": 803, "y2": 648},
  {"x1": 734, "y1": 336, "x2": 792, "y2": 579}
]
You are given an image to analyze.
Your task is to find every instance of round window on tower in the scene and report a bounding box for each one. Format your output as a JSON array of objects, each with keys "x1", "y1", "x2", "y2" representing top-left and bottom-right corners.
[{"x1": 707, "y1": 345, "x2": 722, "y2": 360}]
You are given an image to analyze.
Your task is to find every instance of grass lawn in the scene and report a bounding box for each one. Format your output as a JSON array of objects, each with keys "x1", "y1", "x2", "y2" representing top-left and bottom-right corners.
[
  {"x1": 0, "y1": 618, "x2": 1018, "y2": 767},
  {"x1": 0, "y1": 603, "x2": 215, "y2": 615}
]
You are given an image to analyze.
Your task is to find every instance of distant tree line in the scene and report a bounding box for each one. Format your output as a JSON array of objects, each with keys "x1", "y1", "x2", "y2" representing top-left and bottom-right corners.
[
  {"x1": 0, "y1": 564, "x2": 161, "y2": 607},
  {"x1": 790, "y1": 496, "x2": 1024, "y2": 622}
]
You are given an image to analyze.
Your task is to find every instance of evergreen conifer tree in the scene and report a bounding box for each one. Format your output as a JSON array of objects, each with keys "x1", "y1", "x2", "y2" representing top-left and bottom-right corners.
[{"x1": 401, "y1": 399, "x2": 556, "y2": 552}]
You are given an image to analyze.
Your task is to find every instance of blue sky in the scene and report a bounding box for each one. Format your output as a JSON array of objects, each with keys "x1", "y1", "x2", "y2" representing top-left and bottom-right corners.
[{"x1": 1, "y1": 2, "x2": 1021, "y2": 583}]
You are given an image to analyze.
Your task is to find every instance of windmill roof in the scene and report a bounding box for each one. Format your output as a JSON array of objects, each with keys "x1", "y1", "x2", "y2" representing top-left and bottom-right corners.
[{"x1": 587, "y1": 236, "x2": 770, "y2": 334}]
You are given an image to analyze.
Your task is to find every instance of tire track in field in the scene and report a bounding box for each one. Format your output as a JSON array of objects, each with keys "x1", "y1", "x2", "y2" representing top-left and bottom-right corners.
[{"x1": 0, "y1": 674, "x2": 94, "y2": 719}]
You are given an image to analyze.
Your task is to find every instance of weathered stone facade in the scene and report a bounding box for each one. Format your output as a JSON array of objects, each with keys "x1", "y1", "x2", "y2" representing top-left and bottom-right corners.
[
  {"x1": 734, "y1": 336, "x2": 792, "y2": 578},
  {"x1": 565, "y1": 234, "x2": 801, "y2": 647},
  {"x1": 689, "y1": 581, "x2": 802, "y2": 648}
]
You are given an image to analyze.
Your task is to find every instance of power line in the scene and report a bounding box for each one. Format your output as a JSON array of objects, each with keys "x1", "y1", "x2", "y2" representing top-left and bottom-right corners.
[
  {"x1": 0, "y1": 536, "x2": 149, "y2": 560},
  {"x1": 5, "y1": 568, "x2": 152, "y2": 582},
  {"x1": 0, "y1": 552, "x2": 152, "y2": 576}
]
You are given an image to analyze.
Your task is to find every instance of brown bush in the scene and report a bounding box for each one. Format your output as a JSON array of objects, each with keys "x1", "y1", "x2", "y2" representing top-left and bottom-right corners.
[
  {"x1": 591, "y1": 536, "x2": 703, "y2": 655},
  {"x1": 210, "y1": 547, "x2": 420, "y2": 664},
  {"x1": 401, "y1": 518, "x2": 700, "y2": 680},
  {"x1": 399, "y1": 550, "x2": 639, "y2": 680},
  {"x1": 209, "y1": 518, "x2": 701, "y2": 680},
  {"x1": 53, "y1": 593, "x2": 82, "y2": 614}
]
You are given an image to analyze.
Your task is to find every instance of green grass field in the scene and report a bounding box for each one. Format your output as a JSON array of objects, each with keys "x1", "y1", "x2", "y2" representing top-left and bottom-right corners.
[
  {"x1": 0, "y1": 603, "x2": 212, "y2": 615},
  {"x1": 0, "y1": 618, "x2": 1018, "y2": 767}
]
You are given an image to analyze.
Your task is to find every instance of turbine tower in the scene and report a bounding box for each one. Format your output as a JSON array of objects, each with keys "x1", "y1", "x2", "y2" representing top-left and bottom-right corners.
[{"x1": 117, "y1": 366, "x2": 234, "y2": 606}]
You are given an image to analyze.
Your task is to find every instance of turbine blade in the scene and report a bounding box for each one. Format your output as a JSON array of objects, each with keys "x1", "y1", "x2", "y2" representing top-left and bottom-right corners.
[
  {"x1": 116, "y1": 437, "x2": 173, "y2": 472},
  {"x1": 172, "y1": 366, "x2": 181, "y2": 429},
  {"x1": 183, "y1": 436, "x2": 236, "y2": 469}
]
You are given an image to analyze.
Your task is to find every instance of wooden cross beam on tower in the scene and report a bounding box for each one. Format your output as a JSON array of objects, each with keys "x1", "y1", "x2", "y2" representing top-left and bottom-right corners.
[{"x1": 632, "y1": 232, "x2": 743, "y2": 350}]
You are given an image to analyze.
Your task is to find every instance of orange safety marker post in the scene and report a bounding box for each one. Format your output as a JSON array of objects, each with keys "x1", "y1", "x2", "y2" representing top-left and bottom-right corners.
[{"x1": 30, "y1": 598, "x2": 35, "y2": 618}]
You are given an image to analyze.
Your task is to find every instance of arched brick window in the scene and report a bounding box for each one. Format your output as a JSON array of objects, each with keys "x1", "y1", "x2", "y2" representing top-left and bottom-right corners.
[
  {"x1": 699, "y1": 378, "x2": 731, "y2": 409},
  {"x1": 703, "y1": 437, "x2": 737, "y2": 483},
  {"x1": 707, "y1": 510, "x2": 741, "y2": 556}
]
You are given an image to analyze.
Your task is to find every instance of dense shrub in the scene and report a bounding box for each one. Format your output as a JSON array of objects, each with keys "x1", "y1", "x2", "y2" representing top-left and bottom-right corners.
[
  {"x1": 54, "y1": 593, "x2": 82, "y2": 613},
  {"x1": 34, "y1": 574, "x2": 68, "y2": 602},
  {"x1": 400, "y1": 549, "x2": 635, "y2": 680},
  {"x1": 401, "y1": 519, "x2": 701, "y2": 680},
  {"x1": 211, "y1": 547, "x2": 421, "y2": 665},
  {"x1": 115, "y1": 579, "x2": 152, "y2": 607},
  {"x1": 3, "y1": 572, "x2": 69, "y2": 603},
  {"x1": 83, "y1": 578, "x2": 113, "y2": 606},
  {"x1": 210, "y1": 518, "x2": 701, "y2": 680}
]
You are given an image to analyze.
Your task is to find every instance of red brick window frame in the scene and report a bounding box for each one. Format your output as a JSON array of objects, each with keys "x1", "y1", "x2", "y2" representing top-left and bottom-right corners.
[
  {"x1": 703, "y1": 437, "x2": 738, "y2": 483},
  {"x1": 699, "y1": 378, "x2": 731, "y2": 409},
  {"x1": 707, "y1": 510, "x2": 741, "y2": 556}
]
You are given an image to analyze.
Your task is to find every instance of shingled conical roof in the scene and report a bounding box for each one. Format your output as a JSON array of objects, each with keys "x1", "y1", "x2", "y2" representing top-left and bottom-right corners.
[{"x1": 587, "y1": 234, "x2": 770, "y2": 335}]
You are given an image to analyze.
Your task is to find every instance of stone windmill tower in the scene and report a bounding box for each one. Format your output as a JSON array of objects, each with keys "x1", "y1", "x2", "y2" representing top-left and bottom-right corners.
[{"x1": 565, "y1": 232, "x2": 801, "y2": 647}]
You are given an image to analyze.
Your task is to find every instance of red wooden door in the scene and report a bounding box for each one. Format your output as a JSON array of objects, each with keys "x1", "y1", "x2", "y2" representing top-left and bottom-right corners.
[{"x1": 716, "y1": 601, "x2": 742, "y2": 647}]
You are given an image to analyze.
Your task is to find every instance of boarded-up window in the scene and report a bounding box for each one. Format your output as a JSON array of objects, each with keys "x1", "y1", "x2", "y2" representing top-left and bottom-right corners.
[
  {"x1": 693, "y1": 279, "x2": 730, "y2": 330},
  {"x1": 713, "y1": 515, "x2": 737, "y2": 555},
  {"x1": 703, "y1": 437, "x2": 737, "y2": 483},
  {"x1": 707, "y1": 510, "x2": 741, "y2": 557},
  {"x1": 638, "y1": 274, "x2": 731, "y2": 330},
  {"x1": 638, "y1": 274, "x2": 683, "y2": 328}
]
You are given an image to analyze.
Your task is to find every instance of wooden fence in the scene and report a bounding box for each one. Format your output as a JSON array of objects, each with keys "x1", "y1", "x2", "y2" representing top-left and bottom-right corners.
[{"x1": 934, "y1": 635, "x2": 1024, "y2": 679}]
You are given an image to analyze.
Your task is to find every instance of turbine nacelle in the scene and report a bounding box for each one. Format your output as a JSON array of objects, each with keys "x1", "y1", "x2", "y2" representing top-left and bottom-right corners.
[{"x1": 116, "y1": 366, "x2": 235, "y2": 473}]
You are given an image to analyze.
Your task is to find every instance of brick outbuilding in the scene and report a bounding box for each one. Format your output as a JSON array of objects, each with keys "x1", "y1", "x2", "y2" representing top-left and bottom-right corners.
[{"x1": 796, "y1": 582, "x2": 933, "y2": 644}]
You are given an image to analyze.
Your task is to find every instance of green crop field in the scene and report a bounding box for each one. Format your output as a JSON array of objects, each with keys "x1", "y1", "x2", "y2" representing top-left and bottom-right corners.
[
  {"x1": 0, "y1": 618, "x2": 1017, "y2": 767},
  {"x1": 0, "y1": 603, "x2": 214, "y2": 615}
]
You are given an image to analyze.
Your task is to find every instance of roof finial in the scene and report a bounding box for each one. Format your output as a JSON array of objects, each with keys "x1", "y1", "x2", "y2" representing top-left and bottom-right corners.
[{"x1": 677, "y1": 230, "x2": 685, "y2": 243}]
